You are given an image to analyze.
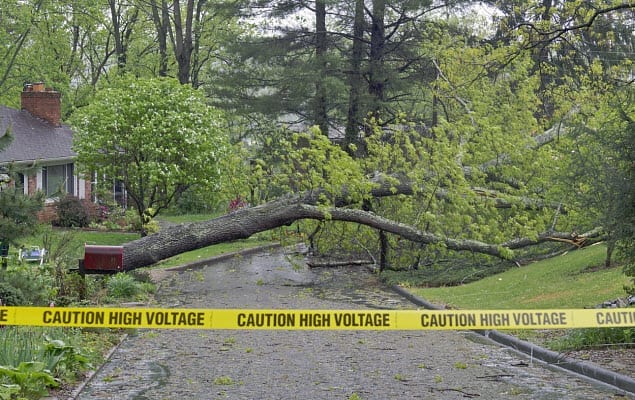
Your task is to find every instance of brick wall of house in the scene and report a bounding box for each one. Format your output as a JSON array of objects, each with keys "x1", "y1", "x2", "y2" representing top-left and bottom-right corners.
[
  {"x1": 37, "y1": 204, "x2": 58, "y2": 223},
  {"x1": 84, "y1": 177, "x2": 92, "y2": 201},
  {"x1": 32, "y1": 176, "x2": 93, "y2": 223}
]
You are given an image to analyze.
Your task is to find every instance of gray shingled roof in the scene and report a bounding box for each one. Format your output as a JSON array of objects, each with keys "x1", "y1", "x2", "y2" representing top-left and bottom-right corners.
[{"x1": 0, "y1": 105, "x2": 75, "y2": 165}]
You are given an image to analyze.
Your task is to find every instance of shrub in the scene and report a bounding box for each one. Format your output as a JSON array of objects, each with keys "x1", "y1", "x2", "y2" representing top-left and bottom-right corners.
[
  {"x1": 0, "y1": 266, "x2": 54, "y2": 306},
  {"x1": 54, "y1": 195, "x2": 90, "y2": 228},
  {"x1": 0, "y1": 281, "x2": 26, "y2": 306},
  {"x1": 106, "y1": 273, "x2": 140, "y2": 299}
]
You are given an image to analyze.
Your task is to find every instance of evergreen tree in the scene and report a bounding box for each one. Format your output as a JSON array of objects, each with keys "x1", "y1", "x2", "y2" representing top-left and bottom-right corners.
[{"x1": 0, "y1": 130, "x2": 44, "y2": 248}]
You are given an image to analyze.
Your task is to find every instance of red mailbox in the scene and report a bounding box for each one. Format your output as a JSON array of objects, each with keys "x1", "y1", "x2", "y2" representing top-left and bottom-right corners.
[{"x1": 80, "y1": 245, "x2": 124, "y2": 274}]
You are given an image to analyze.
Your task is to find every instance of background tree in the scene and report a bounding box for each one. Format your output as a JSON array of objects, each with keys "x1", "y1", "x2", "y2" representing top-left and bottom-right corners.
[
  {"x1": 0, "y1": 132, "x2": 44, "y2": 248},
  {"x1": 70, "y1": 76, "x2": 229, "y2": 227},
  {"x1": 143, "y1": 0, "x2": 242, "y2": 86},
  {"x1": 557, "y1": 68, "x2": 634, "y2": 274},
  {"x1": 215, "y1": 1, "x2": 445, "y2": 140}
]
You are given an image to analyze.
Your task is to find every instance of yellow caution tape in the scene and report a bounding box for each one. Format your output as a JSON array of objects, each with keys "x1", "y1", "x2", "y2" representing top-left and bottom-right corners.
[{"x1": 0, "y1": 307, "x2": 633, "y2": 330}]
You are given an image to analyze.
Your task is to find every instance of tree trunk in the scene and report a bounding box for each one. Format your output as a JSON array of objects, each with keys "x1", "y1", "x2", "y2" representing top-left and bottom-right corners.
[
  {"x1": 313, "y1": 0, "x2": 329, "y2": 136},
  {"x1": 122, "y1": 196, "x2": 506, "y2": 270},
  {"x1": 605, "y1": 239, "x2": 615, "y2": 268},
  {"x1": 150, "y1": 0, "x2": 170, "y2": 77},
  {"x1": 379, "y1": 230, "x2": 388, "y2": 271},
  {"x1": 368, "y1": 0, "x2": 386, "y2": 111},
  {"x1": 344, "y1": 0, "x2": 365, "y2": 151},
  {"x1": 172, "y1": 0, "x2": 195, "y2": 84},
  {"x1": 121, "y1": 185, "x2": 598, "y2": 271},
  {"x1": 108, "y1": 0, "x2": 137, "y2": 73}
]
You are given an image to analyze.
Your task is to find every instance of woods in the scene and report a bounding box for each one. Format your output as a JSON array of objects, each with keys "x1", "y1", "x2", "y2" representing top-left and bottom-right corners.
[{"x1": 0, "y1": 0, "x2": 633, "y2": 286}]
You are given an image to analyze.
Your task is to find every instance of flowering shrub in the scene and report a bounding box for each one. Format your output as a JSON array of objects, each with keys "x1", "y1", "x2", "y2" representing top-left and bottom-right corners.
[{"x1": 54, "y1": 196, "x2": 90, "y2": 228}]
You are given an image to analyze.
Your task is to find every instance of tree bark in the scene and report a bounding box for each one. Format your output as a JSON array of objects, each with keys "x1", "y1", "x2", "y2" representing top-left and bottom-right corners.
[
  {"x1": 150, "y1": 0, "x2": 170, "y2": 77},
  {"x1": 368, "y1": 0, "x2": 386, "y2": 110},
  {"x1": 108, "y1": 0, "x2": 138, "y2": 73},
  {"x1": 172, "y1": 0, "x2": 195, "y2": 84}
]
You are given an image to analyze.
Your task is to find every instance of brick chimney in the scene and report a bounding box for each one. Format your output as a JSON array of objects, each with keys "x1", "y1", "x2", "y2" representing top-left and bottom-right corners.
[{"x1": 21, "y1": 82, "x2": 61, "y2": 127}]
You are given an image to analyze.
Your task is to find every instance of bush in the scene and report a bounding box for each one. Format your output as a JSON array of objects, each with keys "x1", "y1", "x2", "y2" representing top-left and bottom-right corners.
[
  {"x1": 106, "y1": 273, "x2": 140, "y2": 299},
  {"x1": 0, "y1": 281, "x2": 26, "y2": 306},
  {"x1": 54, "y1": 195, "x2": 90, "y2": 228},
  {"x1": 0, "y1": 266, "x2": 54, "y2": 306}
]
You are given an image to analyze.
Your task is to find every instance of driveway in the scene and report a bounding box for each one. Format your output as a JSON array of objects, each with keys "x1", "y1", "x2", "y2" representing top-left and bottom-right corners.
[{"x1": 75, "y1": 247, "x2": 631, "y2": 399}]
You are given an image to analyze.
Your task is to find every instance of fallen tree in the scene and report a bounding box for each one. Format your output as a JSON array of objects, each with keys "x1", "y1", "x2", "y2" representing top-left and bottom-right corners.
[
  {"x1": 122, "y1": 193, "x2": 600, "y2": 271},
  {"x1": 120, "y1": 121, "x2": 585, "y2": 271}
]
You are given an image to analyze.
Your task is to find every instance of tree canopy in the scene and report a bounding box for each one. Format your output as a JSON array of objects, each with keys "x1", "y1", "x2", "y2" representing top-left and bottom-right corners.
[{"x1": 70, "y1": 76, "x2": 229, "y2": 224}]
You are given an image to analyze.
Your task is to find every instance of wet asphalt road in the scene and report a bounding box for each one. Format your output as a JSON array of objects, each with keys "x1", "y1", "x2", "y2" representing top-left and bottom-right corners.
[{"x1": 75, "y1": 247, "x2": 632, "y2": 399}]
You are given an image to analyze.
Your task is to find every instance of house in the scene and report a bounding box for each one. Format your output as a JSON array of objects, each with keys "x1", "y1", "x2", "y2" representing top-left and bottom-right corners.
[{"x1": 0, "y1": 82, "x2": 92, "y2": 221}]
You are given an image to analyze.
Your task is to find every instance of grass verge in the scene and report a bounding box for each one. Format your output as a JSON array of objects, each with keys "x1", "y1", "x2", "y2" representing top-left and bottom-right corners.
[
  {"x1": 406, "y1": 244, "x2": 634, "y2": 352},
  {"x1": 408, "y1": 244, "x2": 629, "y2": 310},
  {"x1": 148, "y1": 238, "x2": 275, "y2": 270}
]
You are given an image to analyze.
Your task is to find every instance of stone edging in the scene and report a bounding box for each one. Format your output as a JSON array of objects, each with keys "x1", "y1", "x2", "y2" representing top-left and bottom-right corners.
[
  {"x1": 68, "y1": 333, "x2": 128, "y2": 400},
  {"x1": 391, "y1": 285, "x2": 635, "y2": 396}
]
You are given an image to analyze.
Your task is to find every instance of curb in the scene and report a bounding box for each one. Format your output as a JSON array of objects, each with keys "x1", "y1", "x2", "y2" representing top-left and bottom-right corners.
[
  {"x1": 69, "y1": 332, "x2": 128, "y2": 399},
  {"x1": 391, "y1": 285, "x2": 635, "y2": 396}
]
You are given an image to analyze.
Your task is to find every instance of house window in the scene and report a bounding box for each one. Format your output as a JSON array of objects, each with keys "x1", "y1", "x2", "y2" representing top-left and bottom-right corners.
[
  {"x1": 43, "y1": 164, "x2": 74, "y2": 198},
  {"x1": 15, "y1": 173, "x2": 25, "y2": 194},
  {"x1": 113, "y1": 179, "x2": 127, "y2": 208}
]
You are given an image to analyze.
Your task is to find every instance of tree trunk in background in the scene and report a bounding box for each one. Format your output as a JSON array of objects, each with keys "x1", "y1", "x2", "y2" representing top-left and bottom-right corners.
[
  {"x1": 344, "y1": 0, "x2": 365, "y2": 151},
  {"x1": 368, "y1": 0, "x2": 386, "y2": 112},
  {"x1": 150, "y1": 0, "x2": 170, "y2": 77},
  {"x1": 379, "y1": 230, "x2": 388, "y2": 271},
  {"x1": 314, "y1": 0, "x2": 329, "y2": 136},
  {"x1": 172, "y1": 0, "x2": 194, "y2": 84},
  {"x1": 108, "y1": 0, "x2": 138, "y2": 74}
]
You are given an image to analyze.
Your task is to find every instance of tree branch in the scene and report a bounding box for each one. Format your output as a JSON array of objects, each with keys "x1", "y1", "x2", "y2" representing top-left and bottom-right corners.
[{"x1": 122, "y1": 193, "x2": 601, "y2": 271}]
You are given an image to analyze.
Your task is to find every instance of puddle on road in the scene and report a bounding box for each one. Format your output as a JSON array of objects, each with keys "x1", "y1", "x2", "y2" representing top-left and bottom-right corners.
[{"x1": 131, "y1": 362, "x2": 170, "y2": 400}]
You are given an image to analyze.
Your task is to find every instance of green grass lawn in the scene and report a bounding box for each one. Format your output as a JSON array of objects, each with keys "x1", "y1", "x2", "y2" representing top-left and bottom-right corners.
[
  {"x1": 410, "y1": 244, "x2": 630, "y2": 310},
  {"x1": 149, "y1": 238, "x2": 275, "y2": 269},
  {"x1": 16, "y1": 215, "x2": 273, "y2": 267}
]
